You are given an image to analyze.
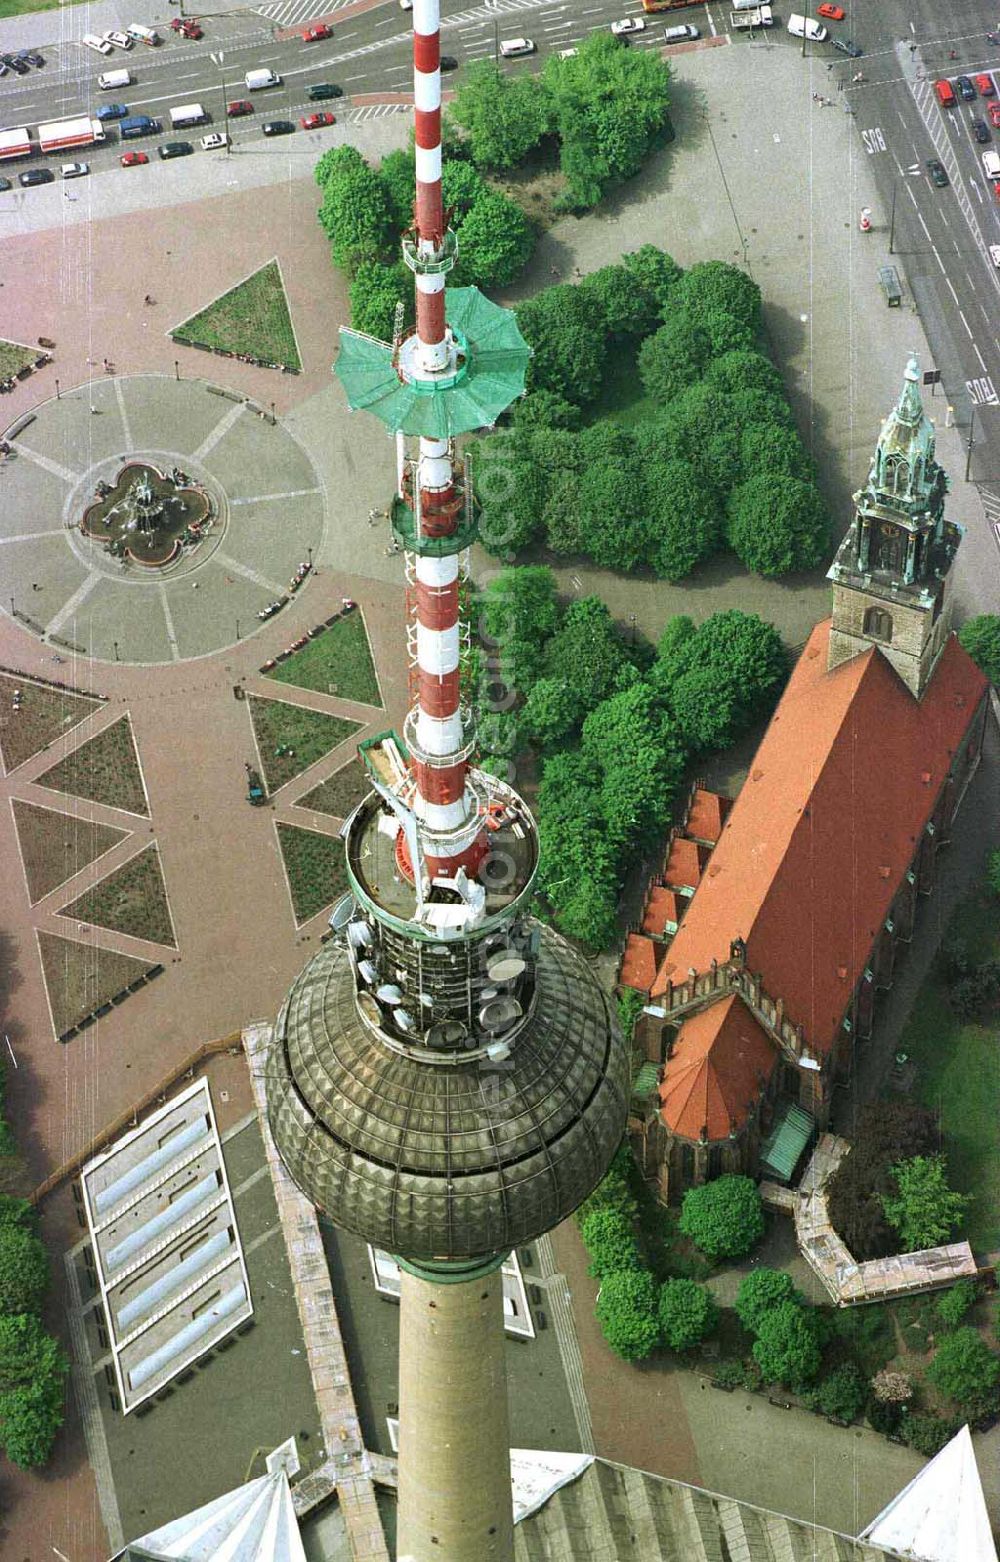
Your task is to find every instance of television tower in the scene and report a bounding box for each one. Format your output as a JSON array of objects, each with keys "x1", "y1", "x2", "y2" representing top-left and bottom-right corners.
[{"x1": 265, "y1": 4, "x2": 629, "y2": 1557}]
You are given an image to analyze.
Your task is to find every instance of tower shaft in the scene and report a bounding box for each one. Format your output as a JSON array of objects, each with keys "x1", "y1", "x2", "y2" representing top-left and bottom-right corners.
[{"x1": 397, "y1": 1264, "x2": 514, "y2": 1562}]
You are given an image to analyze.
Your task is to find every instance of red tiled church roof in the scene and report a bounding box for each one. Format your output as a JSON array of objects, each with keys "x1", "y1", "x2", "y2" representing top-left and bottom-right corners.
[
  {"x1": 658, "y1": 994, "x2": 777, "y2": 1140},
  {"x1": 652, "y1": 622, "x2": 988, "y2": 1059},
  {"x1": 662, "y1": 837, "x2": 708, "y2": 893},
  {"x1": 619, "y1": 933, "x2": 659, "y2": 996},
  {"x1": 684, "y1": 788, "x2": 731, "y2": 845},
  {"x1": 641, "y1": 886, "x2": 682, "y2": 939}
]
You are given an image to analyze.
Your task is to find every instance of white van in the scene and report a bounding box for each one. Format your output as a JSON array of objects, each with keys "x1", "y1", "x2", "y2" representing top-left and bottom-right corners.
[
  {"x1": 126, "y1": 24, "x2": 160, "y2": 44},
  {"x1": 664, "y1": 22, "x2": 699, "y2": 40},
  {"x1": 787, "y1": 13, "x2": 828, "y2": 39},
  {"x1": 499, "y1": 37, "x2": 535, "y2": 57},
  {"x1": 170, "y1": 103, "x2": 208, "y2": 127},
  {"x1": 82, "y1": 33, "x2": 113, "y2": 54},
  {"x1": 983, "y1": 150, "x2": 1000, "y2": 180},
  {"x1": 98, "y1": 68, "x2": 132, "y2": 90},
  {"x1": 244, "y1": 67, "x2": 281, "y2": 89},
  {"x1": 103, "y1": 30, "x2": 134, "y2": 49}
]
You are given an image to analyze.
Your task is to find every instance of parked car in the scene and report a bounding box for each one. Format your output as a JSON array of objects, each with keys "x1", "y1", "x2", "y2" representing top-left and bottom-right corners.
[
  {"x1": 158, "y1": 140, "x2": 193, "y2": 158},
  {"x1": 926, "y1": 158, "x2": 949, "y2": 186},
  {"x1": 227, "y1": 99, "x2": 254, "y2": 116},
  {"x1": 498, "y1": 37, "x2": 535, "y2": 57},
  {"x1": 817, "y1": 2, "x2": 844, "y2": 17},
  {"x1": 174, "y1": 19, "x2": 202, "y2": 38},
  {"x1": 104, "y1": 30, "x2": 133, "y2": 48},
  {"x1": 975, "y1": 72, "x2": 996, "y2": 97},
  {"x1": 301, "y1": 111, "x2": 335, "y2": 128},
  {"x1": 25, "y1": 51, "x2": 44, "y2": 67},
  {"x1": 990, "y1": 243, "x2": 1000, "y2": 267},
  {"x1": 991, "y1": 101, "x2": 1000, "y2": 126},
  {"x1": 4, "y1": 54, "x2": 30, "y2": 73},
  {"x1": 19, "y1": 168, "x2": 54, "y2": 186},
  {"x1": 611, "y1": 16, "x2": 645, "y2": 34},
  {"x1": 956, "y1": 75, "x2": 976, "y2": 101},
  {"x1": 994, "y1": 180, "x2": 1000, "y2": 200},
  {"x1": 96, "y1": 102, "x2": 129, "y2": 120},
  {"x1": 121, "y1": 150, "x2": 149, "y2": 166},
  {"x1": 440, "y1": 54, "x2": 458, "y2": 70},
  {"x1": 304, "y1": 23, "x2": 331, "y2": 39},
  {"x1": 0, "y1": 177, "x2": 11, "y2": 191},
  {"x1": 61, "y1": 161, "x2": 89, "y2": 178},
  {"x1": 973, "y1": 119, "x2": 991, "y2": 143},
  {"x1": 832, "y1": 36, "x2": 863, "y2": 57},
  {"x1": 307, "y1": 82, "x2": 342, "y2": 99},
  {"x1": 0, "y1": 61, "x2": 8, "y2": 76},
  {"x1": 262, "y1": 119, "x2": 295, "y2": 135},
  {"x1": 200, "y1": 131, "x2": 228, "y2": 149}
]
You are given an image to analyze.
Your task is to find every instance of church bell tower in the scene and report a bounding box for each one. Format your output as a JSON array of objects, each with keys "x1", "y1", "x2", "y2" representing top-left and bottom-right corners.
[{"x1": 827, "y1": 354, "x2": 962, "y2": 699}]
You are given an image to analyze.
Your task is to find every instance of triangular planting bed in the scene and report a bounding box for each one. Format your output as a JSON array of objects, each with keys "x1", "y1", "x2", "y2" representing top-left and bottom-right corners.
[
  {"x1": 37, "y1": 930, "x2": 155, "y2": 1041},
  {"x1": 34, "y1": 715, "x2": 149, "y2": 817},
  {"x1": 276, "y1": 821, "x2": 349, "y2": 927},
  {"x1": 266, "y1": 610, "x2": 382, "y2": 706},
  {"x1": 12, "y1": 800, "x2": 128, "y2": 906},
  {"x1": 171, "y1": 259, "x2": 302, "y2": 372},
  {"x1": 297, "y1": 758, "x2": 369, "y2": 821},
  {"x1": 0, "y1": 673, "x2": 102, "y2": 776},
  {"x1": 248, "y1": 694, "x2": 360, "y2": 794},
  {"x1": 58, "y1": 844, "x2": 176, "y2": 948}
]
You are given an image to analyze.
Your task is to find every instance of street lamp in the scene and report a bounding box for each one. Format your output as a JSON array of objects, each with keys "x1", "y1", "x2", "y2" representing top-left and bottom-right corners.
[
  {"x1": 210, "y1": 51, "x2": 231, "y2": 154},
  {"x1": 113, "y1": 640, "x2": 120, "y2": 662},
  {"x1": 174, "y1": 359, "x2": 180, "y2": 381},
  {"x1": 55, "y1": 378, "x2": 60, "y2": 400},
  {"x1": 236, "y1": 617, "x2": 241, "y2": 640}
]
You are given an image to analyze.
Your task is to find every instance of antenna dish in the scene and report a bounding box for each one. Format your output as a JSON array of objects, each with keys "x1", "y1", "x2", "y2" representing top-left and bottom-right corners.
[
  {"x1": 377, "y1": 984, "x2": 405, "y2": 1006},
  {"x1": 396, "y1": 1010, "x2": 415, "y2": 1032},
  {"x1": 358, "y1": 960, "x2": 378, "y2": 985},
  {"x1": 358, "y1": 992, "x2": 382, "y2": 1027},
  {"x1": 329, "y1": 895, "x2": 355, "y2": 931},
  {"x1": 427, "y1": 1019, "x2": 468, "y2": 1047},
  {"x1": 347, "y1": 920, "x2": 372, "y2": 949},
  {"x1": 479, "y1": 996, "x2": 522, "y2": 1032},
  {"x1": 487, "y1": 954, "x2": 526, "y2": 984}
]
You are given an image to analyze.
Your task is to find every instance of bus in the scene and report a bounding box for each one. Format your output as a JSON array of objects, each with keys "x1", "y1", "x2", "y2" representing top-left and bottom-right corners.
[
  {"x1": 0, "y1": 128, "x2": 33, "y2": 161},
  {"x1": 640, "y1": 0, "x2": 702, "y2": 12}
]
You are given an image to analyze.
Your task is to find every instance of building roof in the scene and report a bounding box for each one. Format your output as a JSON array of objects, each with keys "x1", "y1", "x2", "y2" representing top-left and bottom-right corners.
[
  {"x1": 661, "y1": 836, "x2": 707, "y2": 894},
  {"x1": 860, "y1": 1424, "x2": 997, "y2": 1562},
  {"x1": 641, "y1": 886, "x2": 681, "y2": 938},
  {"x1": 651, "y1": 623, "x2": 987, "y2": 1056},
  {"x1": 619, "y1": 932, "x2": 660, "y2": 995},
  {"x1": 658, "y1": 993, "x2": 777, "y2": 1140},
  {"x1": 118, "y1": 1470, "x2": 305, "y2": 1562},
  {"x1": 684, "y1": 787, "x2": 731, "y2": 845}
]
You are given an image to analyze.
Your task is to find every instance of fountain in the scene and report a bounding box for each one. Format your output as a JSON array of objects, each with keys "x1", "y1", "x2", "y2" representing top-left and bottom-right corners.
[{"x1": 80, "y1": 462, "x2": 212, "y2": 567}]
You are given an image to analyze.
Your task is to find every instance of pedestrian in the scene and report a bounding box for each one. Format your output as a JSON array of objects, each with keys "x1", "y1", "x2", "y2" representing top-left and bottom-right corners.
[{"x1": 31, "y1": 582, "x2": 39, "y2": 591}]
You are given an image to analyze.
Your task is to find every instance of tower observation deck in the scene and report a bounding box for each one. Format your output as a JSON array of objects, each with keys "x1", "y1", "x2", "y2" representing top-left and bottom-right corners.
[{"x1": 264, "y1": 2, "x2": 629, "y2": 1554}]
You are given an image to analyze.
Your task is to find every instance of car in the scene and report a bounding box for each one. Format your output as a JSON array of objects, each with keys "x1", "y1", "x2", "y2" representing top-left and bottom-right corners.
[
  {"x1": 104, "y1": 30, "x2": 133, "y2": 48},
  {"x1": 994, "y1": 180, "x2": 1000, "y2": 200},
  {"x1": 990, "y1": 244, "x2": 1000, "y2": 267},
  {"x1": 0, "y1": 177, "x2": 11, "y2": 191},
  {"x1": 498, "y1": 37, "x2": 535, "y2": 57},
  {"x1": 303, "y1": 23, "x2": 331, "y2": 40},
  {"x1": 990, "y1": 102, "x2": 1000, "y2": 126},
  {"x1": 611, "y1": 17, "x2": 646, "y2": 34},
  {"x1": 96, "y1": 102, "x2": 129, "y2": 120},
  {"x1": 817, "y1": 3, "x2": 844, "y2": 17},
  {"x1": 926, "y1": 158, "x2": 949, "y2": 187},
  {"x1": 25, "y1": 51, "x2": 44, "y2": 67},
  {"x1": 301, "y1": 111, "x2": 335, "y2": 128},
  {"x1": 169, "y1": 16, "x2": 184, "y2": 27},
  {"x1": 262, "y1": 119, "x2": 295, "y2": 135},
  {"x1": 121, "y1": 150, "x2": 149, "y2": 166},
  {"x1": 61, "y1": 161, "x2": 89, "y2": 178},
  {"x1": 440, "y1": 54, "x2": 458, "y2": 70},
  {"x1": 956, "y1": 75, "x2": 976, "y2": 101},
  {"x1": 307, "y1": 82, "x2": 342, "y2": 99},
  {"x1": 179, "y1": 20, "x2": 203, "y2": 38},
  {"x1": 400, "y1": 0, "x2": 413, "y2": 9},
  {"x1": 227, "y1": 99, "x2": 254, "y2": 116},
  {"x1": 935, "y1": 79, "x2": 956, "y2": 107},
  {"x1": 558, "y1": 46, "x2": 578, "y2": 57},
  {"x1": 975, "y1": 72, "x2": 996, "y2": 97},
  {"x1": 19, "y1": 168, "x2": 54, "y2": 186},
  {"x1": 158, "y1": 140, "x2": 193, "y2": 158},
  {"x1": 5, "y1": 55, "x2": 29, "y2": 73},
  {"x1": 200, "y1": 131, "x2": 228, "y2": 149},
  {"x1": 832, "y1": 36, "x2": 862, "y2": 57},
  {"x1": 974, "y1": 119, "x2": 991, "y2": 143},
  {"x1": 0, "y1": 61, "x2": 8, "y2": 76}
]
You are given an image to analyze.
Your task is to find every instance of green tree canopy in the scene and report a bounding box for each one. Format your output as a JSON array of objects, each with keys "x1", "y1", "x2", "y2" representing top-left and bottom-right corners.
[
  {"x1": 638, "y1": 316, "x2": 712, "y2": 404},
  {"x1": 574, "y1": 424, "x2": 654, "y2": 571},
  {"x1": 516, "y1": 285, "x2": 607, "y2": 406},
  {"x1": 450, "y1": 62, "x2": 551, "y2": 169},
  {"x1": 511, "y1": 390, "x2": 582, "y2": 433},
  {"x1": 0, "y1": 1314, "x2": 68, "y2": 1469},
  {"x1": 473, "y1": 432, "x2": 546, "y2": 557},
  {"x1": 349, "y1": 260, "x2": 413, "y2": 341},
  {"x1": 739, "y1": 422, "x2": 814, "y2": 484},
  {"x1": 315, "y1": 142, "x2": 364, "y2": 190},
  {"x1": 726, "y1": 473, "x2": 831, "y2": 577},
  {"x1": 826, "y1": 1101, "x2": 939, "y2": 1261},
  {"x1": 927, "y1": 1327, "x2": 1000, "y2": 1413},
  {"x1": 705, "y1": 348, "x2": 785, "y2": 402},
  {"x1": 655, "y1": 609, "x2": 787, "y2": 753},
  {"x1": 0, "y1": 1224, "x2": 48, "y2": 1316},
  {"x1": 582, "y1": 681, "x2": 686, "y2": 853},
  {"x1": 455, "y1": 189, "x2": 535, "y2": 288},
  {"x1": 595, "y1": 1268, "x2": 660, "y2": 1361},
  {"x1": 657, "y1": 1277, "x2": 718, "y2": 1352},
  {"x1": 655, "y1": 383, "x2": 742, "y2": 497},
  {"x1": 734, "y1": 1267, "x2": 801, "y2": 1334},
  {"x1": 622, "y1": 245, "x2": 682, "y2": 319},
  {"x1": 751, "y1": 1300, "x2": 822, "y2": 1389},
  {"x1": 816, "y1": 1363, "x2": 866, "y2": 1423},
  {"x1": 479, "y1": 565, "x2": 560, "y2": 688},
  {"x1": 318, "y1": 151, "x2": 394, "y2": 274},
  {"x1": 378, "y1": 146, "x2": 416, "y2": 229},
  {"x1": 543, "y1": 596, "x2": 638, "y2": 715},
  {"x1": 679, "y1": 1175, "x2": 765, "y2": 1262},
  {"x1": 441, "y1": 158, "x2": 486, "y2": 216},
  {"x1": 676, "y1": 260, "x2": 762, "y2": 338},
  {"x1": 522, "y1": 677, "x2": 584, "y2": 748},
  {"x1": 642, "y1": 458, "x2": 721, "y2": 582},
  {"x1": 536, "y1": 750, "x2": 620, "y2": 947},
  {"x1": 580, "y1": 261, "x2": 664, "y2": 343},
  {"x1": 542, "y1": 34, "x2": 671, "y2": 208},
  {"x1": 936, "y1": 1279, "x2": 978, "y2": 1330},
  {"x1": 881, "y1": 1155, "x2": 970, "y2": 1252},
  {"x1": 579, "y1": 1208, "x2": 641, "y2": 1278},
  {"x1": 958, "y1": 614, "x2": 1000, "y2": 685}
]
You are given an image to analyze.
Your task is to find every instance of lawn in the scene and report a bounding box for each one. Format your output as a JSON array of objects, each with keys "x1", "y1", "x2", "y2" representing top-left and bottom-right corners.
[
  {"x1": 0, "y1": 338, "x2": 41, "y2": 377},
  {"x1": 248, "y1": 695, "x2": 359, "y2": 793},
  {"x1": 0, "y1": 673, "x2": 102, "y2": 775},
  {"x1": 276, "y1": 822, "x2": 349, "y2": 925},
  {"x1": 892, "y1": 888, "x2": 1000, "y2": 1252},
  {"x1": 60, "y1": 844, "x2": 176, "y2": 947},
  {"x1": 298, "y1": 758, "x2": 370, "y2": 820},
  {"x1": 265, "y1": 612, "x2": 382, "y2": 707},
  {"x1": 37, "y1": 930, "x2": 153, "y2": 1038},
  {"x1": 589, "y1": 347, "x2": 655, "y2": 430},
  {"x1": 35, "y1": 716, "x2": 149, "y2": 816},
  {"x1": 12, "y1": 800, "x2": 126, "y2": 906},
  {"x1": 172, "y1": 260, "x2": 302, "y2": 371}
]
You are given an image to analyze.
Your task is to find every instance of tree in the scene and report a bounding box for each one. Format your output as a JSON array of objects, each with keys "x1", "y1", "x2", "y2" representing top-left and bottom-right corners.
[
  {"x1": 536, "y1": 749, "x2": 620, "y2": 945},
  {"x1": 881, "y1": 1155, "x2": 970, "y2": 1251},
  {"x1": 726, "y1": 474, "x2": 830, "y2": 577},
  {"x1": 679, "y1": 1175, "x2": 765, "y2": 1262},
  {"x1": 582, "y1": 682, "x2": 686, "y2": 853},
  {"x1": 826, "y1": 1101, "x2": 939, "y2": 1260},
  {"x1": 543, "y1": 35, "x2": 671, "y2": 209},
  {"x1": 655, "y1": 382, "x2": 742, "y2": 497},
  {"x1": 927, "y1": 1327, "x2": 1000, "y2": 1414},
  {"x1": 441, "y1": 158, "x2": 487, "y2": 216},
  {"x1": 706, "y1": 348, "x2": 785, "y2": 402},
  {"x1": 349, "y1": 260, "x2": 413, "y2": 341},
  {"x1": 516, "y1": 284, "x2": 607, "y2": 406},
  {"x1": 0, "y1": 1225, "x2": 48, "y2": 1316},
  {"x1": 315, "y1": 142, "x2": 364, "y2": 190},
  {"x1": 936, "y1": 1278, "x2": 978, "y2": 1330},
  {"x1": 0, "y1": 1195, "x2": 36, "y2": 1234},
  {"x1": 577, "y1": 1146, "x2": 638, "y2": 1224},
  {"x1": 580, "y1": 262, "x2": 663, "y2": 343},
  {"x1": 958, "y1": 614, "x2": 1000, "y2": 685},
  {"x1": 480, "y1": 565, "x2": 560, "y2": 688},
  {"x1": 751, "y1": 1300, "x2": 822, "y2": 1389},
  {"x1": 622, "y1": 245, "x2": 682, "y2": 321},
  {"x1": 988, "y1": 849, "x2": 1000, "y2": 900},
  {"x1": 522, "y1": 677, "x2": 584, "y2": 748},
  {"x1": 575, "y1": 424, "x2": 654, "y2": 571},
  {"x1": 579, "y1": 1208, "x2": 641, "y2": 1278},
  {"x1": 904, "y1": 1413, "x2": 961, "y2": 1458},
  {"x1": 0, "y1": 1314, "x2": 68, "y2": 1470},
  {"x1": 817, "y1": 1363, "x2": 866, "y2": 1423},
  {"x1": 511, "y1": 390, "x2": 582, "y2": 432},
  {"x1": 870, "y1": 1367, "x2": 913, "y2": 1405},
  {"x1": 473, "y1": 432, "x2": 546, "y2": 557},
  {"x1": 734, "y1": 1267, "x2": 801, "y2": 1334},
  {"x1": 739, "y1": 422, "x2": 814, "y2": 484},
  {"x1": 595, "y1": 1268, "x2": 660, "y2": 1361},
  {"x1": 638, "y1": 316, "x2": 712, "y2": 404},
  {"x1": 378, "y1": 146, "x2": 415, "y2": 230},
  {"x1": 657, "y1": 1278, "x2": 717, "y2": 1351},
  {"x1": 455, "y1": 189, "x2": 535, "y2": 288},
  {"x1": 693, "y1": 307, "x2": 756, "y2": 357},
  {"x1": 450, "y1": 62, "x2": 551, "y2": 169},
  {"x1": 544, "y1": 596, "x2": 639, "y2": 715},
  {"x1": 318, "y1": 152, "x2": 394, "y2": 274},
  {"x1": 676, "y1": 260, "x2": 762, "y2": 338},
  {"x1": 655, "y1": 609, "x2": 787, "y2": 752}
]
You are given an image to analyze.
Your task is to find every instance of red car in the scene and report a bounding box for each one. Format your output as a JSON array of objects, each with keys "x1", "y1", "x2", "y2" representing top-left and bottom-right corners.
[
  {"x1": 179, "y1": 20, "x2": 202, "y2": 38},
  {"x1": 975, "y1": 72, "x2": 996, "y2": 97},
  {"x1": 304, "y1": 23, "x2": 331, "y2": 40},
  {"x1": 991, "y1": 101, "x2": 1000, "y2": 126},
  {"x1": 227, "y1": 99, "x2": 254, "y2": 117},
  {"x1": 817, "y1": 3, "x2": 844, "y2": 19},
  {"x1": 301, "y1": 111, "x2": 336, "y2": 128},
  {"x1": 121, "y1": 150, "x2": 148, "y2": 166}
]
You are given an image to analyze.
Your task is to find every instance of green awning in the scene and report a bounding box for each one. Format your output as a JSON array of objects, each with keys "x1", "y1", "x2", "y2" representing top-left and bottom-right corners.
[{"x1": 759, "y1": 1102, "x2": 815, "y2": 1184}]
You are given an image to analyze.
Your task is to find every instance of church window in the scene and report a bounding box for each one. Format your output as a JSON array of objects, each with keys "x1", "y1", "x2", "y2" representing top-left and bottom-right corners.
[
  {"x1": 884, "y1": 455, "x2": 909, "y2": 493},
  {"x1": 863, "y1": 606, "x2": 893, "y2": 642}
]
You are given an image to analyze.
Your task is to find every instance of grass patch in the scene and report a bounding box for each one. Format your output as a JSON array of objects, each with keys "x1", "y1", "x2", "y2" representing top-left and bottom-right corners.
[
  {"x1": 298, "y1": 758, "x2": 370, "y2": 820},
  {"x1": 59, "y1": 845, "x2": 175, "y2": 947},
  {"x1": 276, "y1": 822, "x2": 349, "y2": 925},
  {"x1": 0, "y1": 673, "x2": 102, "y2": 775},
  {"x1": 35, "y1": 716, "x2": 148, "y2": 816},
  {"x1": 37, "y1": 931, "x2": 153, "y2": 1037},
  {"x1": 12, "y1": 800, "x2": 127, "y2": 905},
  {"x1": 248, "y1": 695, "x2": 359, "y2": 793},
  {"x1": 0, "y1": 338, "x2": 40, "y2": 377},
  {"x1": 265, "y1": 612, "x2": 382, "y2": 706},
  {"x1": 172, "y1": 260, "x2": 301, "y2": 371},
  {"x1": 588, "y1": 347, "x2": 655, "y2": 429},
  {"x1": 892, "y1": 888, "x2": 1000, "y2": 1251}
]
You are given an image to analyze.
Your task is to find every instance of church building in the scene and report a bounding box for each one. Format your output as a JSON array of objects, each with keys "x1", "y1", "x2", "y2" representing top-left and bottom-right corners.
[{"x1": 622, "y1": 357, "x2": 990, "y2": 1203}]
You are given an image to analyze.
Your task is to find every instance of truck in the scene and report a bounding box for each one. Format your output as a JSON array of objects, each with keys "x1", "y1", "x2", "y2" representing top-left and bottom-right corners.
[
  {"x1": 0, "y1": 128, "x2": 33, "y2": 161},
  {"x1": 244, "y1": 67, "x2": 281, "y2": 89},
  {"x1": 126, "y1": 23, "x2": 161, "y2": 44},
  {"x1": 169, "y1": 103, "x2": 208, "y2": 128},
  {"x1": 640, "y1": 0, "x2": 701, "y2": 13},
  {"x1": 120, "y1": 113, "x2": 159, "y2": 138},
  {"x1": 731, "y1": 5, "x2": 773, "y2": 26},
  {"x1": 37, "y1": 117, "x2": 106, "y2": 154}
]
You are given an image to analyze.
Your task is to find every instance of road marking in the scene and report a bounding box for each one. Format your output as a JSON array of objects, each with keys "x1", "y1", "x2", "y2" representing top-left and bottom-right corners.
[
  {"x1": 974, "y1": 343, "x2": 989, "y2": 371},
  {"x1": 959, "y1": 309, "x2": 974, "y2": 339},
  {"x1": 7, "y1": 444, "x2": 79, "y2": 485},
  {"x1": 114, "y1": 378, "x2": 133, "y2": 450},
  {"x1": 45, "y1": 570, "x2": 101, "y2": 638},
  {"x1": 0, "y1": 529, "x2": 66, "y2": 544},
  {"x1": 158, "y1": 582, "x2": 181, "y2": 661},
  {"x1": 215, "y1": 550, "x2": 286, "y2": 596},
  {"x1": 191, "y1": 400, "x2": 245, "y2": 464}
]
